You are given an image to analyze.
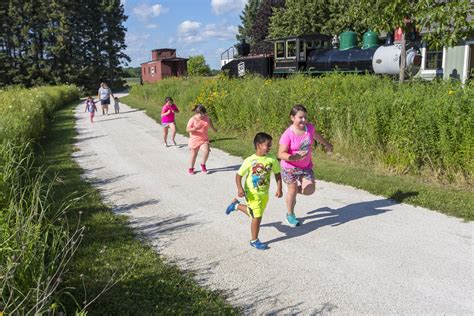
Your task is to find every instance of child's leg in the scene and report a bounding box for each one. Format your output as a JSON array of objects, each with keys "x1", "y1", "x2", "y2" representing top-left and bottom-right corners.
[
  {"x1": 286, "y1": 183, "x2": 298, "y2": 215},
  {"x1": 170, "y1": 123, "x2": 177, "y2": 144},
  {"x1": 163, "y1": 125, "x2": 169, "y2": 145},
  {"x1": 251, "y1": 217, "x2": 262, "y2": 241},
  {"x1": 200, "y1": 142, "x2": 210, "y2": 164},
  {"x1": 301, "y1": 178, "x2": 315, "y2": 195},
  {"x1": 189, "y1": 147, "x2": 199, "y2": 168}
]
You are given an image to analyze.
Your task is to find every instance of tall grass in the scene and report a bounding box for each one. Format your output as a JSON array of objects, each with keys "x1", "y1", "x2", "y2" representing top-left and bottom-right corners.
[
  {"x1": 129, "y1": 74, "x2": 473, "y2": 184},
  {"x1": 0, "y1": 85, "x2": 81, "y2": 313}
]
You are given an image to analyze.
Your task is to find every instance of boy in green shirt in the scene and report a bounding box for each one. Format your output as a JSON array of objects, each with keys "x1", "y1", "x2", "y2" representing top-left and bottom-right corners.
[{"x1": 226, "y1": 132, "x2": 282, "y2": 250}]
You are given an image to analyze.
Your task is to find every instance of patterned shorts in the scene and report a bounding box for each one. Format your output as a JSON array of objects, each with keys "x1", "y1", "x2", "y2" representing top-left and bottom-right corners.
[{"x1": 281, "y1": 167, "x2": 314, "y2": 184}]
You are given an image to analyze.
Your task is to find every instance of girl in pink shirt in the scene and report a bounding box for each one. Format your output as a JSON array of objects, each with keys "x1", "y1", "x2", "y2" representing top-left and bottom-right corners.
[
  {"x1": 186, "y1": 104, "x2": 217, "y2": 175},
  {"x1": 161, "y1": 96, "x2": 180, "y2": 146},
  {"x1": 278, "y1": 104, "x2": 333, "y2": 227}
]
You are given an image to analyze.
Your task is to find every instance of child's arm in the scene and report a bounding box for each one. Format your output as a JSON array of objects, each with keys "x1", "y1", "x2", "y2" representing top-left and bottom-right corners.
[
  {"x1": 161, "y1": 108, "x2": 171, "y2": 117},
  {"x1": 209, "y1": 117, "x2": 217, "y2": 132},
  {"x1": 186, "y1": 119, "x2": 198, "y2": 132},
  {"x1": 235, "y1": 174, "x2": 245, "y2": 197},
  {"x1": 314, "y1": 132, "x2": 333, "y2": 152},
  {"x1": 274, "y1": 173, "x2": 283, "y2": 198},
  {"x1": 84, "y1": 103, "x2": 88, "y2": 112},
  {"x1": 278, "y1": 143, "x2": 308, "y2": 161},
  {"x1": 173, "y1": 105, "x2": 179, "y2": 113}
]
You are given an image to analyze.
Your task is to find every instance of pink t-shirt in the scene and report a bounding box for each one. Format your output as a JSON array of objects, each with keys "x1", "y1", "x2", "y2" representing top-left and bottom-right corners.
[
  {"x1": 161, "y1": 104, "x2": 179, "y2": 123},
  {"x1": 279, "y1": 123, "x2": 315, "y2": 169}
]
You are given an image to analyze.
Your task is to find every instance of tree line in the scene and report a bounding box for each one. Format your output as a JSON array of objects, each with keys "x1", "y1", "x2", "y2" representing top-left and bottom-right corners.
[{"x1": 0, "y1": 0, "x2": 129, "y2": 92}]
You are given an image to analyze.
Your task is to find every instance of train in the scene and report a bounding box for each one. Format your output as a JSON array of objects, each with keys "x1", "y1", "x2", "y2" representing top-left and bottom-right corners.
[{"x1": 221, "y1": 30, "x2": 421, "y2": 77}]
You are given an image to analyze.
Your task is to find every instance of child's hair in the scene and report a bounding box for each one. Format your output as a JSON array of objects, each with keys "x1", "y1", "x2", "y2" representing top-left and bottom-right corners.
[
  {"x1": 191, "y1": 104, "x2": 206, "y2": 114},
  {"x1": 165, "y1": 96, "x2": 173, "y2": 103},
  {"x1": 115, "y1": 97, "x2": 119, "y2": 100},
  {"x1": 87, "y1": 96, "x2": 93, "y2": 99},
  {"x1": 289, "y1": 104, "x2": 307, "y2": 117},
  {"x1": 253, "y1": 132, "x2": 272, "y2": 149}
]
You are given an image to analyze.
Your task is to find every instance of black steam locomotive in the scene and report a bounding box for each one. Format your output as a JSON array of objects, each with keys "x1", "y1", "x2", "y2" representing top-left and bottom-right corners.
[{"x1": 221, "y1": 31, "x2": 421, "y2": 77}]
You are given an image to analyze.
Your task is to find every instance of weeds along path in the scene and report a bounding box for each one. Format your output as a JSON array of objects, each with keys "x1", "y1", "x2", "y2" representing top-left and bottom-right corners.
[{"x1": 73, "y1": 94, "x2": 473, "y2": 314}]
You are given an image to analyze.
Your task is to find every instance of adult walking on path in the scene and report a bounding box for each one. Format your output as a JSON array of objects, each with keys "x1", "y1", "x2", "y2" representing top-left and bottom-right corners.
[
  {"x1": 97, "y1": 82, "x2": 114, "y2": 115},
  {"x1": 73, "y1": 94, "x2": 473, "y2": 314}
]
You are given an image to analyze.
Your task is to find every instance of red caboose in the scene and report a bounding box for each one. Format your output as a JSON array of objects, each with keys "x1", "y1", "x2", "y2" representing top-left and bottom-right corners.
[{"x1": 141, "y1": 48, "x2": 188, "y2": 83}]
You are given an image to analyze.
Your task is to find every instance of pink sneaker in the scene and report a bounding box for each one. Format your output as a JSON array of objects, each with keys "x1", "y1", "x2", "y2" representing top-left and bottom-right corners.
[
  {"x1": 200, "y1": 164, "x2": 208, "y2": 174},
  {"x1": 188, "y1": 168, "x2": 195, "y2": 175}
]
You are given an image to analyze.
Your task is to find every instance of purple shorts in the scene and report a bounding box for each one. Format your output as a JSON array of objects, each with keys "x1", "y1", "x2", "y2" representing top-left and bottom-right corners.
[{"x1": 281, "y1": 167, "x2": 314, "y2": 184}]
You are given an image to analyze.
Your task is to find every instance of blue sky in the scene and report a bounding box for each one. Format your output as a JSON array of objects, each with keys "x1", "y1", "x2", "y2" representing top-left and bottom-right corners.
[{"x1": 122, "y1": 0, "x2": 246, "y2": 69}]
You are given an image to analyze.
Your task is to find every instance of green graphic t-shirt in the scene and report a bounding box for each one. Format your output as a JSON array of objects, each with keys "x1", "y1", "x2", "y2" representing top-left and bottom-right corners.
[{"x1": 237, "y1": 154, "x2": 281, "y2": 196}]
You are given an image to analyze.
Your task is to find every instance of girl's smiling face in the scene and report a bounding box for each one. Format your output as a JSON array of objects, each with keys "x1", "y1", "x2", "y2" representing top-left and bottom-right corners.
[{"x1": 291, "y1": 110, "x2": 307, "y2": 129}]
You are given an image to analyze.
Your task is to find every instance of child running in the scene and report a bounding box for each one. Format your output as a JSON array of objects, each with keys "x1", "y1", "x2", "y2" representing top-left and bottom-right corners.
[
  {"x1": 226, "y1": 132, "x2": 282, "y2": 250},
  {"x1": 278, "y1": 104, "x2": 333, "y2": 227},
  {"x1": 114, "y1": 97, "x2": 120, "y2": 114},
  {"x1": 84, "y1": 96, "x2": 97, "y2": 123},
  {"x1": 161, "y1": 96, "x2": 179, "y2": 147},
  {"x1": 186, "y1": 104, "x2": 217, "y2": 174}
]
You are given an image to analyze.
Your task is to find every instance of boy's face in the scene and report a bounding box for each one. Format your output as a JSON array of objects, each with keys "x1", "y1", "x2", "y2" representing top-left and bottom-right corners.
[{"x1": 257, "y1": 140, "x2": 272, "y2": 154}]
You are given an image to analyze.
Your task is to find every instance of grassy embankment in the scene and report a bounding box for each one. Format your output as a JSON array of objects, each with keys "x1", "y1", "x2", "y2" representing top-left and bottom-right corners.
[
  {"x1": 122, "y1": 74, "x2": 473, "y2": 220},
  {"x1": 0, "y1": 86, "x2": 80, "y2": 313},
  {"x1": 41, "y1": 102, "x2": 238, "y2": 314}
]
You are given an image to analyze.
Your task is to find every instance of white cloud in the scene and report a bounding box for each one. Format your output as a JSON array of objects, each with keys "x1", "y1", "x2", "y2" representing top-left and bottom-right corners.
[
  {"x1": 125, "y1": 33, "x2": 152, "y2": 65},
  {"x1": 211, "y1": 0, "x2": 246, "y2": 15},
  {"x1": 177, "y1": 20, "x2": 237, "y2": 45},
  {"x1": 133, "y1": 3, "x2": 168, "y2": 20},
  {"x1": 145, "y1": 23, "x2": 158, "y2": 29}
]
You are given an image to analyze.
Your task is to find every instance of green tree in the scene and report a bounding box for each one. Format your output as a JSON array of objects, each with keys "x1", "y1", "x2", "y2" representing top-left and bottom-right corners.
[
  {"x1": 347, "y1": 0, "x2": 474, "y2": 82},
  {"x1": 269, "y1": 0, "x2": 369, "y2": 38},
  {"x1": 236, "y1": 0, "x2": 261, "y2": 43},
  {"x1": 250, "y1": 0, "x2": 285, "y2": 54},
  {"x1": 187, "y1": 55, "x2": 211, "y2": 76}
]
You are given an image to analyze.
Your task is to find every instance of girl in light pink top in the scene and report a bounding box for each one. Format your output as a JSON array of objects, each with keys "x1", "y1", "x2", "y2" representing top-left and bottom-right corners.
[
  {"x1": 161, "y1": 96, "x2": 180, "y2": 147},
  {"x1": 186, "y1": 104, "x2": 217, "y2": 175},
  {"x1": 278, "y1": 104, "x2": 333, "y2": 227}
]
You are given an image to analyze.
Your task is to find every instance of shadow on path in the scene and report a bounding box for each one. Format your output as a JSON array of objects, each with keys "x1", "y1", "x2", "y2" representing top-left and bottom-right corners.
[
  {"x1": 113, "y1": 198, "x2": 160, "y2": 214},
  {"x1": 262, "y1": 191, "x2": 418, "y2": 245},
  {"x1": 207, "y1": 164, "x2": 241, "y2": 174}
]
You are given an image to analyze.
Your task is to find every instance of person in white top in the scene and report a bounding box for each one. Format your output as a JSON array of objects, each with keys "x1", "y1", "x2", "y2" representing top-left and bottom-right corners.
[{"x1": 97, "y1": 82, "x2": 115, "y2": 115}]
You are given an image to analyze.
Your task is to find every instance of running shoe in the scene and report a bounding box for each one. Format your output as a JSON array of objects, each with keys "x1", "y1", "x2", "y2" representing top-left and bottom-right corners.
[
  {"x1": 200, "y1": 164, "x2": 208, "y2": 174},
  {"x1": 286, "y1": 213, "x2": 300, "y2": 227},
  {"x1": 250, "y1": 239, "x2": 268, "y2": 250},
  {"x1": 188, "y1": 168, "x2": 195, "y2": 175},
  {"x1": 226, "y1": 199, "x2": 239, "y2": 214}
]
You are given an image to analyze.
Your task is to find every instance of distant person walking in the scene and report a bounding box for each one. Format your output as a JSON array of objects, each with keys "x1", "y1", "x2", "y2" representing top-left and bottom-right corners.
[
  {"x1": 186, "y1": 104, "x2": 217, "y2": 175},
  {"x1": 84, "y1": 96, "x2": 98, "y2": 123},
  {"x1": 97, "y1": 82, "x2": 114, "y2": 115},
  {"x1": 114, "y1": 97, "x2": 120, "y2": 114},
  {"x1": 278, "y1": 104, "x2": 333, "y2": 227},
  {"x1": 160, "y1": 96, "x2": 179, "y2": 147}
]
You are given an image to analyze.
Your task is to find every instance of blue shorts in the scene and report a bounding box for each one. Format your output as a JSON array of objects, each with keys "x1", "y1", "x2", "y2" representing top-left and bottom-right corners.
[{"x1": 100, "y1": 98, "x2": 110, "y2": 105}]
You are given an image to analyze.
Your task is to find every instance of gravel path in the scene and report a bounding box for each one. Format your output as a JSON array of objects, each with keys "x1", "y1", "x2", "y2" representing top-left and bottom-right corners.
[{"x1": 73, "y1": 95, "x2": 473, "y2": 314}]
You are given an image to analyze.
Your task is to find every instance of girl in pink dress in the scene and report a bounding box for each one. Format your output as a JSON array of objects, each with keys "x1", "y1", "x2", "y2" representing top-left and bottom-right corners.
[
  {"x1": 278, "y1": 104, "x2": 333, "y2": 227},
  {"x1": 186, "y1": 104, "x2": 217, "y2": 175},
  {"x1": 161, "y1": 96, "x2": 180, "y2": 147}
]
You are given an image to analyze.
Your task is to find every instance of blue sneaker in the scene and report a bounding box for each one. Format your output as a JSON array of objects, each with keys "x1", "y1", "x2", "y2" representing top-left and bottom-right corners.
[
  {"x1": 250, "y1": 239, "x2": 268, "y2": 250},
  {"x1": 286, "y1": 213, "x2": 300, "y2": 227},
  {"x1": 226, "y1": 199, "x2": 239, "y2": 215}
]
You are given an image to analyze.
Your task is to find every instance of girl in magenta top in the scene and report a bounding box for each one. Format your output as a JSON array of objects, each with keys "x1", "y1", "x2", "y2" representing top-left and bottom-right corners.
[
  {"x1": 278, "y1": 104, "x2": 333, "y2": 227},
  {"x1": 160, "y1": 96, "x2": 179, "y2": 146}
]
